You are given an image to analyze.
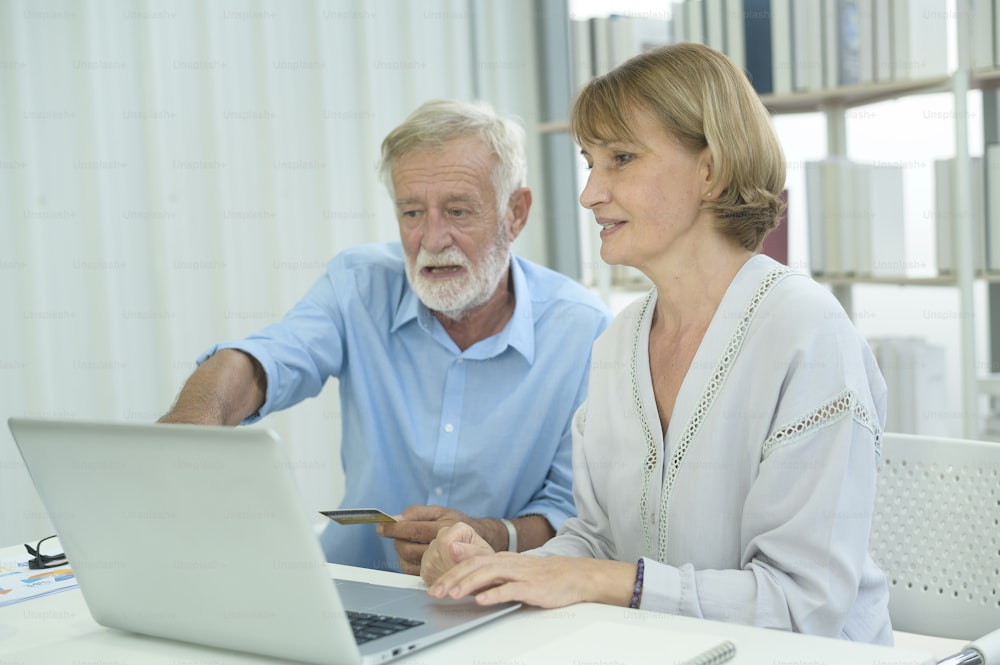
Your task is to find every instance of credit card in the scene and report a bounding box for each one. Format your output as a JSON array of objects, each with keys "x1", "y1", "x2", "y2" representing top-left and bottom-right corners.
[{"x1": 319, "y1": 508, "x2": 398, "y2": 525}]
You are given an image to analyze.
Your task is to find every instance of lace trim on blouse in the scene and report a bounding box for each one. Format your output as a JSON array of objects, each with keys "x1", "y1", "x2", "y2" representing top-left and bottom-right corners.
[
  {"x1": 635, "y1": 266, "x2": 792, "y2": 562},
  {"x1": 761, "y1": 388, "x2": 882, "y2": 460}
]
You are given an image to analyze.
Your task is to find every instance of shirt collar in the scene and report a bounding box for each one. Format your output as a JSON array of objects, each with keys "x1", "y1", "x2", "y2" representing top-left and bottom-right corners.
[{"x1": 391, "y1": 255, "x2": 535, "y2": 364}]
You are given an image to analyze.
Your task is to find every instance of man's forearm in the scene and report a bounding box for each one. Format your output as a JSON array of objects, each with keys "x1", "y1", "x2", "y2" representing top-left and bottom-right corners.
[{"x1": 159, "y1": 349, "x2": 266, "y2": 426}]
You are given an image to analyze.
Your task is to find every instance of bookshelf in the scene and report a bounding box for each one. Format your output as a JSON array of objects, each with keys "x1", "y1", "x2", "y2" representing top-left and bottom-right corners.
[
  {"x1": 558, "y1": 1, "x2": 1000, "y2": 438},
  {"x1": 752, "y1": 2, "x2": 983, "y2": 438}
]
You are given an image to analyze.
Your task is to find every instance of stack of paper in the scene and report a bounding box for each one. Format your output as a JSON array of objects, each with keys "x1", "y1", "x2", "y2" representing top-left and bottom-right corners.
[{"x1": 0, "y1": 555, "x2": 77, "y2": 607}]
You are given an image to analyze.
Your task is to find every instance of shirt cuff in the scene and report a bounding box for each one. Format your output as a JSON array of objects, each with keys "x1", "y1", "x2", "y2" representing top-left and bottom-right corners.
[{"x1": 637, "y1": 557, "x2": 684, "y2": 614}]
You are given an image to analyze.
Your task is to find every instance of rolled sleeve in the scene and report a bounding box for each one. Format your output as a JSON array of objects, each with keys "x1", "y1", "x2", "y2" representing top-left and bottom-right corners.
[{"x1": 195, "y1": 340, "x2": 286, "y2": 425}]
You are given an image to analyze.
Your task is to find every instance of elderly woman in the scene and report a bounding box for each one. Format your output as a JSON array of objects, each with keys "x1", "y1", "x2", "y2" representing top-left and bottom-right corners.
[{"x1": 420, "y1": 42, "x2": 892, "y2": 645}]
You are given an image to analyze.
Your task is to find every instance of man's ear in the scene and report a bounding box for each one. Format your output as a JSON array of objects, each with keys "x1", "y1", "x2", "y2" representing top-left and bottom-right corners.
[{"x1": 505, "y1": 187, "x2": 532, "y2": 241}]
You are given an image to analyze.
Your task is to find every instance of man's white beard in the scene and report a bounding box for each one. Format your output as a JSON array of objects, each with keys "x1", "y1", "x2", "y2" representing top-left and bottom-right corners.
[{"x1": 405, "y1": 230, "x2": 511, "y2": 321}]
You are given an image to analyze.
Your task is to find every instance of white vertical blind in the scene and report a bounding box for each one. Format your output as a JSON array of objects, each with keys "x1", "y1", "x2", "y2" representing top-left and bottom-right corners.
[{"x1": 0, "y1": 0, "x2": 547, "y2": 546}]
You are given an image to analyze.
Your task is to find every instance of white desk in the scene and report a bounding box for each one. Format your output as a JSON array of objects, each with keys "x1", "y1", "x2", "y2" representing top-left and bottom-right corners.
[{"x1": 0, "y1": 548, "x2": 936, "y2": 665}]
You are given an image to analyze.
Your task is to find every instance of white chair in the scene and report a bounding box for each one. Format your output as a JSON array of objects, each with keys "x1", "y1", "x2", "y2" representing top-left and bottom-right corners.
[{"x1": 870, "y1": 432, "x2": 1000, "y2": 665}]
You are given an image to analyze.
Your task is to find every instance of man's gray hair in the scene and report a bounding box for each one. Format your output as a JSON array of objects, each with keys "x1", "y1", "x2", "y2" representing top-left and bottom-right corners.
[{"x1": 378, "y1": 99, "x2": 527, "y2": 218}]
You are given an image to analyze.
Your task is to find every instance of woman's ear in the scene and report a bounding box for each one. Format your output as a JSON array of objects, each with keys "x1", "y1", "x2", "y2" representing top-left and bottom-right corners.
[{"x1": 700, "y1": 148, "x2": 727, "y2": 200}]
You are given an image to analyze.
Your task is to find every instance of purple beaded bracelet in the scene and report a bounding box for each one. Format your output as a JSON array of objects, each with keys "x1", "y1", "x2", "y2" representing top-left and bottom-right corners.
[{"x1": 629, "y1": 558, "x2": 645, "y2": 609}]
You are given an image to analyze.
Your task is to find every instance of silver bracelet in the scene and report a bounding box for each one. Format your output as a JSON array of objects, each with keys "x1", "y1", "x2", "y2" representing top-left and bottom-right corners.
[{"x1": 499, "y1": 518, "x2": 517, "y2": 552}]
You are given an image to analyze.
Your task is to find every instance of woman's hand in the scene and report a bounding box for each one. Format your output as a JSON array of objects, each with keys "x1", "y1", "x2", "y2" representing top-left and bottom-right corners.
[
  {"x1": 420, "y1": 522, "x2": 495, "y2": 585},
  {"x1": 426, "y1": 549, "x2": 637, "y2": 610}
]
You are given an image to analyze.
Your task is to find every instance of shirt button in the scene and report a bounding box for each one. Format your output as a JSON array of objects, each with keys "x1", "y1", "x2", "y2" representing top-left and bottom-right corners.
[
  {"x1": 444, "y1": 423, "x2": 454, "y2": 433},
  {"x1": 434, "y1": 487, "x2": 444, "y2": 496},
  {"x1": 456, "y1": 358, "x2": 464, "y2": 364}
]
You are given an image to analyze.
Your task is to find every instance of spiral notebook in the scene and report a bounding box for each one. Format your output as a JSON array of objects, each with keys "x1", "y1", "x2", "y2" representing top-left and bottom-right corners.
[{"x1": 519, "y1": 621, "x2": 735, "y2": 664}]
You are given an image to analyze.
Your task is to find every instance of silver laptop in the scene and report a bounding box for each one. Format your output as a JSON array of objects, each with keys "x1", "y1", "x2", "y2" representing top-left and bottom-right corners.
[{"x1": 7, "y1": 417, "x2": 520, "y2": 665}]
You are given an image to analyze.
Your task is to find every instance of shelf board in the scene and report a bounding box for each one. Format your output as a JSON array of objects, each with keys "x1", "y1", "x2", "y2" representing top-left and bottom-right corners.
[
  {"x1": 600, "y1": 272, "x2": 1000, "y2": 290},
  {"x1": 945, "y1": 271, "x2": 1000, "y2": 283},
  {"x1": 813, "y1": 274, "x2": 958, "y2": 287},
  {"x1": 541, "y1": 75, "x2": 961, "y2": 132},
  {"x1": 977, "y1": 374, "x2": 1000, "y2": 397},
  {"x1": 538, "y1": 120, "x2": 569, "y2": 134},
  {"x1": 972, "y1": 68, "x2": 1000, "y2": 89},
  {"x1": 760, "y1": 76, "x2": 952, "y2": 114}
]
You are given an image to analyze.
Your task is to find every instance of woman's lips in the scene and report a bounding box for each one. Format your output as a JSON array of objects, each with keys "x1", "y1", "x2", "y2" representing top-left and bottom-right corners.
[{"x1": 597, "y1": 219, "x2": 625, "y2": 236}]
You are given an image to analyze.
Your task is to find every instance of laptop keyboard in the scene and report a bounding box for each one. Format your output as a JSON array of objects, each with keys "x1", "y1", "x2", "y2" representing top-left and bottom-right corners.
[{"x1": 346, "y1": 610, "x2": 425, "y2": 645}]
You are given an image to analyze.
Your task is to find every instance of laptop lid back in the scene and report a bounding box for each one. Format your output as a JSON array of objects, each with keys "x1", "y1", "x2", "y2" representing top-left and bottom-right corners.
[{"x1": 8, "y1": 417, "x2": 361, "y2": 665}]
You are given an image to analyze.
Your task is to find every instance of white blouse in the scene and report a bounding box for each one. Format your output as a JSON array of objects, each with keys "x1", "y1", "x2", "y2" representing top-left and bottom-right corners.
[{"x1": 533, "y1": 254, "x2": 893, "y2": 644}]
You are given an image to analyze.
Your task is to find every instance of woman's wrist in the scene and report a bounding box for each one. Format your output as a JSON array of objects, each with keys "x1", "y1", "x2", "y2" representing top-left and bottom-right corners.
[{"x1": 582, "y1": 559, "x2": 642, "y2": 607}]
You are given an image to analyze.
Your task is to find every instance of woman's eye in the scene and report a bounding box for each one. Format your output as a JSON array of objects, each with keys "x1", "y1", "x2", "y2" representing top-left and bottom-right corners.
[{"x1": 614, "y1": 153, "x2": 634, "y2": 167}]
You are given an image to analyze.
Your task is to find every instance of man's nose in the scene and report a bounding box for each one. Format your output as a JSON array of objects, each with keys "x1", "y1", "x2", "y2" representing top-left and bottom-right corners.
[{"x1": 422, "y1": 208, "x2": 454, "y2": 253}]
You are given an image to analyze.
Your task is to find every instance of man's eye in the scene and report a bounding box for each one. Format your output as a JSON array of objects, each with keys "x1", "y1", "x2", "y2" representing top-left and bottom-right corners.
[
  {"x1": 449, "y1": 209, "x2": 469, "y2": 218},
  {"x1": 401, "y1": 210, "x2": 421, "y2": 218}
]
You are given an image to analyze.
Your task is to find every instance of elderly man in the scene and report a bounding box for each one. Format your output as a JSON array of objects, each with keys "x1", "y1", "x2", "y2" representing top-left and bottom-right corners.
[{"x1": 160, "y1": 99, "x2": 611, "y2": 574}]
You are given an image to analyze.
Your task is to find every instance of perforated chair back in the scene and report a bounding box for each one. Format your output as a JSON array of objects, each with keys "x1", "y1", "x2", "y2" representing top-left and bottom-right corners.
[{"x1": 869, "y1": 432, "x2": 1000, "y2": 640}]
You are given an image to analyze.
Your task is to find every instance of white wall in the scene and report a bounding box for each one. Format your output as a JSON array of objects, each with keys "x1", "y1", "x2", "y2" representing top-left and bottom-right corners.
[{"x1": 0, "y1": 0, "x2": 546, "y2": 547}]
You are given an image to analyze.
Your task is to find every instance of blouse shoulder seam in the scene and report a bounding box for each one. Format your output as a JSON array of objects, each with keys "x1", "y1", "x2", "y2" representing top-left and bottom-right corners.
[{"x1": 761, "y1": 388, "x2": 882, "y2": 460}]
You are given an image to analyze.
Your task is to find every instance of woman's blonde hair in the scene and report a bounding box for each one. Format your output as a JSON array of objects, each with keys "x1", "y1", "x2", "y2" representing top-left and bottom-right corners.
[{"x1": 570, "y1": 42, "x2": 786, "y2": 251}]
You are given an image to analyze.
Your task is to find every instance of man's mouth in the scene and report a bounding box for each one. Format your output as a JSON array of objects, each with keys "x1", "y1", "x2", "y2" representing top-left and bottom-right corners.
[{"x1": 422, "y1": 265, "x2": 464, "y2": 274}]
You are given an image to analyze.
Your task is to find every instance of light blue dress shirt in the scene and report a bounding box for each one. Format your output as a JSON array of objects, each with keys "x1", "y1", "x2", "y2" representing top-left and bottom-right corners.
[{"x1": 199, "y1": 242, "x2": 610, "y2": 571}]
